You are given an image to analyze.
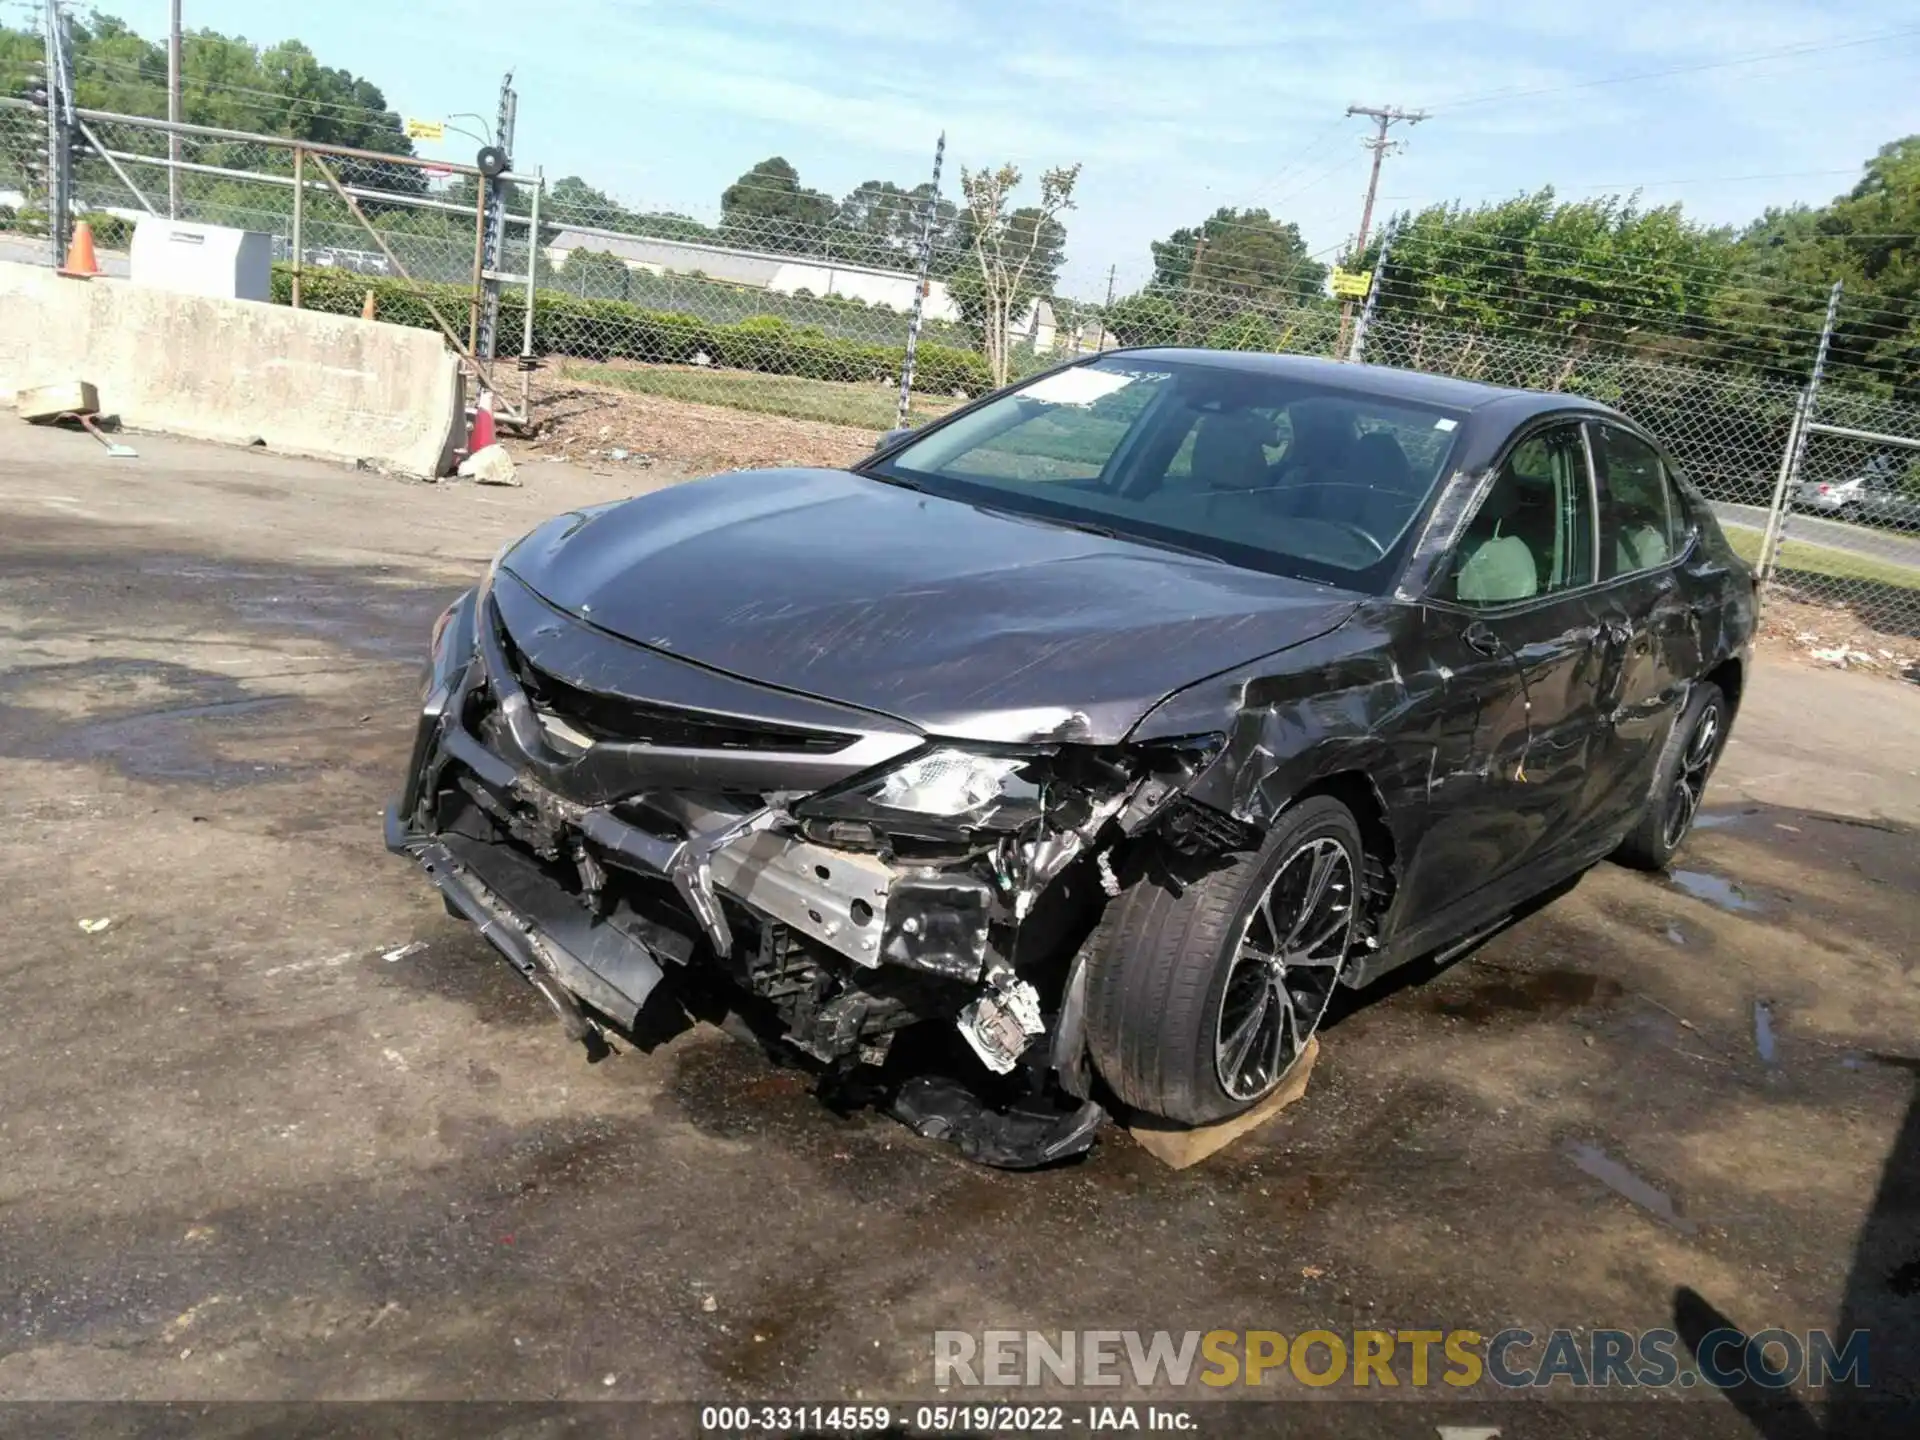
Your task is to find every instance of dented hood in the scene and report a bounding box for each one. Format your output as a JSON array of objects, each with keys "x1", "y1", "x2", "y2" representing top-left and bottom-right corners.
[{"x1": 502, "y1": 467, "x2": 1362, "y2": 744}]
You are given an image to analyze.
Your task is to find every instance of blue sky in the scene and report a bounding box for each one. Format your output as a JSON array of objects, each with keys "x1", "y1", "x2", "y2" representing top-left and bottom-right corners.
[{"x1": 100, "y1": 0, "x2": 1920, "y2": 295}]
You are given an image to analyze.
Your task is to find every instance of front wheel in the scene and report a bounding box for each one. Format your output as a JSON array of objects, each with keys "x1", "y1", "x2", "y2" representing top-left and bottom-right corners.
[
  {"x1": 1083, "y1": 796, "x2": 1361, "y2": 1126},
  {"x1": 1614, "y1": 681, "x2": 1727, "y2": 871}
]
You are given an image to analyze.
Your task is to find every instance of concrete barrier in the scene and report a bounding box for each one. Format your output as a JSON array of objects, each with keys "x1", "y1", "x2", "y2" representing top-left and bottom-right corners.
[{"x1": 0, "y1": 261, "x2": 462, "y2": 478}]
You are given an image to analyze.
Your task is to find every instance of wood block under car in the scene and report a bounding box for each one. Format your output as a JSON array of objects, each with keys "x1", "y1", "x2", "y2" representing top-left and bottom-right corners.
[
  {"x1": 16, "y1": 380, "x2": 100, "y2": 422},
  {"x1": 1125, "y1": 1037, "x2": 1318, "y2": 1170}
]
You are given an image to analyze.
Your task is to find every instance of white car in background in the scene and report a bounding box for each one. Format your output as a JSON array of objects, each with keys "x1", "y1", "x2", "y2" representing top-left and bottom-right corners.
[{"x1": 1795, "y1": 454, "x2": 1920, "y2": 529}]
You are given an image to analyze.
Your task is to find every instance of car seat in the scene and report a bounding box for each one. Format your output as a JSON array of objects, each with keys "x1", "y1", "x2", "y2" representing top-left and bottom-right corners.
[
  {"x1": 1454, "y1": 535, "x2": 1539, "y2": 603},
  {"x1": 1269, "y1": 400, "x2": 1359, "y2": 521},
  {"x1": 1341, "y1": 430, "x2": 1421, "y2": 538},
  {"x1": 1615, "y1": 525, "x2": 1670, "y2": 574},
  {"x1": 1189, "y1": 411, "x2": 1273, "y2": 496}
]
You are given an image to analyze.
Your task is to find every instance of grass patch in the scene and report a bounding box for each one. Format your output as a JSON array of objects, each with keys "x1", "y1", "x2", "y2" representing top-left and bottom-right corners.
[
  {"x1": 1725, "y1": 524, "x2": 1920, "y2": 591},
  {"x1": 565, "y1": 362, "x2": 961, "y2": 431}
]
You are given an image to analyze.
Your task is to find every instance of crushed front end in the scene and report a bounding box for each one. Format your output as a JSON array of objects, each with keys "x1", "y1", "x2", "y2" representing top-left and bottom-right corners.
[{"x1": 385, "y1": 561, "x2": 1216, "y2": 1167}]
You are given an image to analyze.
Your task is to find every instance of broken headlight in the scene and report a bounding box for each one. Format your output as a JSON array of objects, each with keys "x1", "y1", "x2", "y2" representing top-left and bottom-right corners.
[
  {"x1": 801, "y1": 746, "x2": 1046, "y2": 836},
  {"x1": 873, "y1": 749, "x2": 1030, "y2": 816}
]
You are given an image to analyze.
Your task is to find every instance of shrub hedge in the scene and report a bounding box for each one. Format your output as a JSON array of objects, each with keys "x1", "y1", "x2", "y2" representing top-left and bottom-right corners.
[
  {"x1": 76, "y1": 211, "x2": 135, "y2": 250},
  {"x1": 272, "y1": 265, "x2": 991, "y2": 398}
]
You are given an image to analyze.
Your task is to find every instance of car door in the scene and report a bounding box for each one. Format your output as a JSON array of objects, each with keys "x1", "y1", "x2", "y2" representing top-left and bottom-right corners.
[
  {"x1": 1398, "y1": 419, "x2": 1612, "y2": 924},
  {"x1": 1585, "y1": 423, "x2": 1700, "y2": 833}
]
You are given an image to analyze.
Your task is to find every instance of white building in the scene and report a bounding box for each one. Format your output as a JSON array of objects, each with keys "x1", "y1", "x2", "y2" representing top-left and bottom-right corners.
[
  {"x1": 544, "y1": 227, "x2": 963, "y2": 323},
  {"x1": 544, "y1": 226, "x2": 1061, "y2": 349}
]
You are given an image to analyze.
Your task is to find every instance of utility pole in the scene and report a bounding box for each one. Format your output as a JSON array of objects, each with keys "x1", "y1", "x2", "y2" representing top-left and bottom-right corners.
[
  {"x1": 43, "y1": 0, "x2": 72, "y2": 264},
  {"x1": 1095, "y1": 262, "x2": 1115, "y2": 351},
  {"x1": 167, "y1": 0, "x2": 182, "y2": 218},
  {"x1": 1338, "y1": 103, "x2": 1425, "y2": 353},
  {"x1": 476, "y1": 70, "x2": 517, "y2": 368},
  {"x1": 894, "y1": 130, "x2": 946, "y2": 430}
]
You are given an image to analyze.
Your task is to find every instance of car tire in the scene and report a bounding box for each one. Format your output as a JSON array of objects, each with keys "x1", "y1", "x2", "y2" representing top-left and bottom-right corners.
[
  {"x1": 1083, "y1": 796, "x2": 1362, "y2": 1126},
  {"x1": 1613, "y1": 680, "x2": 1728, "y2": 872}
]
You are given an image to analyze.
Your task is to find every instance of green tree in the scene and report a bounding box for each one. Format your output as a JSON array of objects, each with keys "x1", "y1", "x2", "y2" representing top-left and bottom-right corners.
[
  {"x1": 0, "y1": 11, "x2": 421, "y2": 213},
  {"x1": 951, "y1": 163, "x2": 1078, "y2": 385},
  {"x1": 1364, "y1": 189, "x2": 1732, "y2": 362},
  {"x1": 1151, "y1": 207, "x2": 1326, "y2": 305},
  {"x1": 835, "y1": 178, "x2": 957, "y2": 271},
  {"x1": 538, "y1": 175, "x2": 712, "y2": 244},
  {"x1": 1103, "y1": 292, "x2": 1183, "y2": 347},
  {"x1": 1808, "y1": 137, "x2": 1920, "y2": 400},
  {"x1": 720, "y1": 157, "x2": 835, "y2": 254},
  {"x1": 559, "y1": 248, "x2": 632, "y2": 302},
  {"x1": 1206, "y1": 311, "x2": 1285, "y2": 352}
]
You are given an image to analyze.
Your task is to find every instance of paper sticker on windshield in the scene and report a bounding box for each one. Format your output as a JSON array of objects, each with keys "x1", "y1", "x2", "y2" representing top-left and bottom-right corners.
[
  {"x1": 1434, "y1": 418, "x2": 1459, "y2": 431},
  {"x1": 1021, "y1": 368, "x2": 1135, "y2": 407}
]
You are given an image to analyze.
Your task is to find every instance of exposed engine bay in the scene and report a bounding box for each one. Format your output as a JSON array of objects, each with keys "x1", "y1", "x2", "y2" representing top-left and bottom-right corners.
[{"x1": 386, "y1": 565, "x2": 1239, "y2": 1168}]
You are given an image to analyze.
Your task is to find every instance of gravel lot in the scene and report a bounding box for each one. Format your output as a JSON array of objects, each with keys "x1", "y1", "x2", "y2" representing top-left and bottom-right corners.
[{"x1": 0, "y1": 423, "x2": 1915, "y2": 1436}]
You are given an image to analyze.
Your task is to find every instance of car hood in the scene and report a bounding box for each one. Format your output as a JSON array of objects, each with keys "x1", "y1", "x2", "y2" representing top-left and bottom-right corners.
[{"x1": 502, "y1": 467, "x2": 1363, "y2": 744}]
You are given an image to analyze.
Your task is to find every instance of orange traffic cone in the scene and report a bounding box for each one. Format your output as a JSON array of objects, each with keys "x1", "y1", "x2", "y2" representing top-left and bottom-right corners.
[
  {"x1": 360, "y1": 289, "x2": 377, "y2": 321},
  {"x1": 468, "y1": 389, "x2": 497, "y2": 452},
  {"x1": 58, "y1": 221, "x2": 100, "y2": 278}
]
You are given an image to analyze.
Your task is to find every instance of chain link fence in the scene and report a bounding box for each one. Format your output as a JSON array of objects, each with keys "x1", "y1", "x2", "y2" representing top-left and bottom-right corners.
[
  {"x1": 1773, "y1": 388, "x2": 1920, "y2": 643},
  {"x1": 518, "y1": 192, "x2": 1014, "y2": 433},
  {"x1": 4, "y1": 88, "x2": 1917, "y2": 643}
]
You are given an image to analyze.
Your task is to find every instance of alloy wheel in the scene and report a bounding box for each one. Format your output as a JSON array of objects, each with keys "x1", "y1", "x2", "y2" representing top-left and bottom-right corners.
[
  {"x1": 1214, "y1": 836, "x2": 1356, "y2": 1102},
  {"x1": 1663, "y1": 702, "x2": 1721, "y2": 850}
]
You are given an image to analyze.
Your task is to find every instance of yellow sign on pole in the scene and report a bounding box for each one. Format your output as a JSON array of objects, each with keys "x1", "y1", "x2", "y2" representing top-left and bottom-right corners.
[
  {"x1": 1329, "y1": 267, "x2": 1373, "y2": 299},
  {"x1": 405, "y1": 118, "x2": 446, "y2": 142}
]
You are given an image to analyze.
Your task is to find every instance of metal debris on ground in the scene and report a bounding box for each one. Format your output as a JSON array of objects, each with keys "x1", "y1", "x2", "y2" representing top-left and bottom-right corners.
[
  {"x1": 69, "y1": 413, "x2": 138, "y2": 457},
  {"x1": 76, "y1": 917, "x2": 113, "y2": 933},
  {"x1": 381, "y1": 941, "x2": 428, "y2": 963},
  {"x1": 1760, "y1": 598, "x2": 1920, "y2": 680}
]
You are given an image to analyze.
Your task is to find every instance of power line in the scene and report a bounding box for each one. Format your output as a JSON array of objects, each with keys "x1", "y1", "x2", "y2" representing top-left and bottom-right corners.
[
  {"x1": 1421, "y1": 25, "x2": 1920, "y2": 114},
  {"x1": 1237, "y1": 115, "x2": 1349, "y2": 208},
  {"x1": 75, "y1": 52, "x2": 406, "y2": 129}
]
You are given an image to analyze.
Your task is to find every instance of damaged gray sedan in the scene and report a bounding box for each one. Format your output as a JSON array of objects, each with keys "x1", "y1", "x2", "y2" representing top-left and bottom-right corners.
[{"x1": 387, "y1": 350, "x2": 1756, "y2": 1166}]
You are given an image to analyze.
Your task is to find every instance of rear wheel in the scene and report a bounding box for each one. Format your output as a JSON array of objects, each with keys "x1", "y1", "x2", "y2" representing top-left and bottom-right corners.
[
  {"x1": 1614, "y1": 681, "x2": 1726, "y2": 871},
  {"x1": 1083, "y1": 796, "x2": 1360, "y2": 1125}
]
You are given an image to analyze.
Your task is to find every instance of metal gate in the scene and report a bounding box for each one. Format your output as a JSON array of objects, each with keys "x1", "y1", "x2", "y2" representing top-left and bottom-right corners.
[
  {"x1": 1, "y1": 85, "x2": 545, "y2": 426},
  {"x1": 1766, "y1": 401, "x2": 1920, "y2": 641}
]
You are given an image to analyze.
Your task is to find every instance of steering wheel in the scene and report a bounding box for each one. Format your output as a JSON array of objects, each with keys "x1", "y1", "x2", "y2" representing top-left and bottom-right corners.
[{"x1": 1261, "y1": 480, "x2": 1393, "y2": 559}]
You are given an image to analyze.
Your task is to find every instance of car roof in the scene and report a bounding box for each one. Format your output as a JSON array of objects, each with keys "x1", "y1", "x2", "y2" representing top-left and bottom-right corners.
[{"x1": 1109, "y1": 347, "x2": 1618, "y2": 419}]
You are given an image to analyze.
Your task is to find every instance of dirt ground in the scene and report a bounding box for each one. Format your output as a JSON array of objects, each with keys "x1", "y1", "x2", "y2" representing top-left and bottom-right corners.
[
  {"x1": 520, "y1": 375, "x2": 881, "y2": 476},
  {"x1": 1, "y1": 425, "x2": 1916, "y2": 1434}
]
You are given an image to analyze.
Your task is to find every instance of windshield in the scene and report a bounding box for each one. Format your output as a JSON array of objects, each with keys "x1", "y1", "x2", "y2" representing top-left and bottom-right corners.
[{"x1": 865, "y1": 356, "x2": 1469, "y2": 591}]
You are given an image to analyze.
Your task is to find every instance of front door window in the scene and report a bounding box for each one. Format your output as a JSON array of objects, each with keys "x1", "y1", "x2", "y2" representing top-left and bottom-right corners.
[{"x1": 1443, "y1": 424, "x2": 1595, "y2": 605}]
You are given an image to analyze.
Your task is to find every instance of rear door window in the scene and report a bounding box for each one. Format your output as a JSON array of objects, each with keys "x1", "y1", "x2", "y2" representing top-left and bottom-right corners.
[{"x1": 1591, "y1": 425, "x2": 1684, "y2": 578}]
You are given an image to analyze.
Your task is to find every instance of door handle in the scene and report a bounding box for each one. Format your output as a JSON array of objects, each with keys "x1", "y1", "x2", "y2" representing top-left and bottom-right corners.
[{"x1": 1462, "y1": 621, "x2": 1501, "y2": 657}]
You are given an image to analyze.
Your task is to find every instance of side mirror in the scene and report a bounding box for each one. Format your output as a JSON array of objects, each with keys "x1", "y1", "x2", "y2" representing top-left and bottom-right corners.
[{"x1": 874, "y1": 426, "x2": 914, "y2": 453}]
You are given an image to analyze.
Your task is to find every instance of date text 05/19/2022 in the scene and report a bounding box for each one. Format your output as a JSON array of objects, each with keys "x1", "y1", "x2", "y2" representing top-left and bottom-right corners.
[{"x1": 698, "y1": 1402, "x2": 1198, "y2": 1432}]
